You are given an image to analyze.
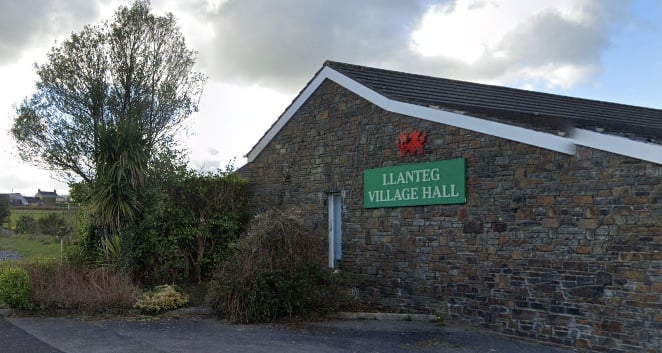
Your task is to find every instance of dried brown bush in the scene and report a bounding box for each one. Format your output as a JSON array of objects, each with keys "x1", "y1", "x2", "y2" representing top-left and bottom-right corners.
[
  {"x1": 21, "y1": 261, "x2": 140, "y2": 314},
  {"x1": 209, "y1": 208, "x2": 353, "y2": 323}
]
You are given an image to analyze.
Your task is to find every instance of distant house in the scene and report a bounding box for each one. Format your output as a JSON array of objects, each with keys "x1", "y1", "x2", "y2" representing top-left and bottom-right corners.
[
  {"x1": 23, "y1": 197, "x2": 42, "y2": 207},
  {"x1": 36, "y1": 189, "x2": 58, "y2": 199},
  {"x1": 3, "y1": 193, "x2": 28, "y2": 206},
  {"x1": 35, "y1": 189, "x2": 58, "y2": 204},
  {"x1": 56, "y1": 195, "x2": 71, "y2": 203}
]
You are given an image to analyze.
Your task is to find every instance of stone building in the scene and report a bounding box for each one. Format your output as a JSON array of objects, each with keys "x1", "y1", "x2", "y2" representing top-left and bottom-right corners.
[
  {"x1": 35, "y1": 189, "x2": 58, "y2": 204},
  {"x1": 240, "y1": 61, "x2": 661, "y2": 352}
]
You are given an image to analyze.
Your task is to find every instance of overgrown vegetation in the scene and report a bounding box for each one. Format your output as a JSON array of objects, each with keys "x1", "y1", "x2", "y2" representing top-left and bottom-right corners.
[
  {"x1": 72, "y1": 166, "x2": 249, "y2": 284},
  {"x1": 9, "y1": 0, "x2": 210, "y2": 287},
  {"x1": 21, "y1": 261, "x2": 140, "y2": 313},
  {"x1": 1, "y1": 1, "x2": 352, "y2": 321},
  {"x1": 0, "y1": 265, "x2": 31, "y2": 310},
  {"x1": 136, "y1": 169, "x2": 249, "y2": 283},
  {"x1": 209, "y1": 208, "x2": 352, "y2": 323},
  {"x1": 2, "y1": 168, "x2": 250, "y2": 314}
]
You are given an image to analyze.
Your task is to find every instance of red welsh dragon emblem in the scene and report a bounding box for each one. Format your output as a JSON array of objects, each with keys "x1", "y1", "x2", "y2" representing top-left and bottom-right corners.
[{"x1": 397, "y1": 130, "x2": 427, "y2": 157}]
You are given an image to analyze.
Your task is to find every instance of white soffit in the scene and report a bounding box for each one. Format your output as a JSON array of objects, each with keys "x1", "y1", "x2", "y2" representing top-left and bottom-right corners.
[
  {"x1": 573, "y1": 129, "x2": 662, "y2": 164},
  {"x1": 247, "y1": 66, "x2": 660, "y2": 165}
]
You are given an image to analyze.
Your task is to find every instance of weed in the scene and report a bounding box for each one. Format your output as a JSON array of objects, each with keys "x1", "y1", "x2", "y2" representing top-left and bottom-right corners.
[{"x1": 21, "y1": 261, "x2": 140, "y2": 314}]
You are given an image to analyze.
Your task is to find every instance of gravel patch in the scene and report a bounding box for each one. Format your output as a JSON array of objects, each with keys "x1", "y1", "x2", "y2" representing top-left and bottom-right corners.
[{"x1": 0, "y1": 250, "x2": 22, "y2": 261}]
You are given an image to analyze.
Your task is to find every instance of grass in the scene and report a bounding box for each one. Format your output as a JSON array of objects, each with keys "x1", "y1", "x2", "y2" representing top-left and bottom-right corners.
[
  {"x1": 0, "y1": 233, "x2": 62, "y2": 260},
  {"x1": 4, "y1": 207, "x2": 79, "y2": 232}
]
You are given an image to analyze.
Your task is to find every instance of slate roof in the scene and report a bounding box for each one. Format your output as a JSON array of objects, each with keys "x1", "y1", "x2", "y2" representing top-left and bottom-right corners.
[
  {"x1": 325, "y1": 61, "x2": 662, "y2": 140},
  {"x1": 36, "y1": 189, "x2": 58, "y2": 198},
  {"x1": 245, "y1": 61, "x2": 662, "y2": 165},
  {"x1": 23, "y1": 197, "x2": 42, "y2": 205}
]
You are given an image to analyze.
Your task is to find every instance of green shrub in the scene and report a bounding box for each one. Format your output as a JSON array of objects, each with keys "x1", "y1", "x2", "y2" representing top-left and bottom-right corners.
[
  {"x1": 0, "y1": 266, "x2": 31, "y2": 310},
  {"x1": 130, "y1": 170, "x2": 249, "y2": 284},
  {"x1": 64, "y1": 208, "x2": 103, "y2": 265},
  {"x1": 134, "y1": 284, "x2": 189, "y2": 314},
  {"x1": 208, "y1": 208, "x2": 349, "y2": 323},
  {"x1": 73, "y1": 167, "x2": 249, "y2": 284},
  {"x1": 37, "y1": 213, "x2": 69, "y2": 236},
  {"x1": 15, "y1": 215, "x2": 38, "y2": 234}
]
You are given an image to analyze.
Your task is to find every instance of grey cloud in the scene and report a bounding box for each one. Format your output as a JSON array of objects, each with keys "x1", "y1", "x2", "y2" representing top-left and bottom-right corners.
[
  {"x1": 208, "y1": 148, "x2": 219, "y2": 156},
  {"x1": 198, "y1": 0, "x2": 433, "y2": 91},
  {"x1": 483, "y1": 0, "x2": 630, "y2": 86},
  {"x1": 387, "y1": 0, "x2": 631, "y2": 88},
  {"x1": 196, "y1": 0, "x2": 632, "y2": 92},
  {"x1": 1, "y1": 0, "x2": 633, "y2": 92},
  {"x1": 498, "y1": 8, "x2": 608, "y2": 66},
  {"x1": 0, "y1": 0, "x2": 103, "y2": 64}
]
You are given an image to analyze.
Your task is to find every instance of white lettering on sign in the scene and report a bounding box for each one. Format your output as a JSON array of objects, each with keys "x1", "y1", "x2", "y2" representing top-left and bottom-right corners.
[
  {"x1": 382, "y1": 168, "x2": 441, "y2": 186},
  {"x1": 368, "y1": 184, "x2": 459, "y2": 203}
]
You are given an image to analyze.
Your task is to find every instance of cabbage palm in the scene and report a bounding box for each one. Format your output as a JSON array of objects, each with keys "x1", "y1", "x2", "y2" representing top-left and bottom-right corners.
[{"x1": 89, "y1": 117, "x2": 148, "y2": 266}]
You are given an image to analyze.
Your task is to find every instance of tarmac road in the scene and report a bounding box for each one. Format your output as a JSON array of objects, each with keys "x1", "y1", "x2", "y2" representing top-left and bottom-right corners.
[
  {"x1": 0, "y1": 316, "x2": 62, "y2": 353},
  {"x1": 1, "y1": 315, "x2": 575, "y2": 353}
]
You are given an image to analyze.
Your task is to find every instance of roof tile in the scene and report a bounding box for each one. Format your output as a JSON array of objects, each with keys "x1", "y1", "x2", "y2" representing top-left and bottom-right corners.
[{"x1": 325, "y1": 61, "x2": 662, "y2": 139}]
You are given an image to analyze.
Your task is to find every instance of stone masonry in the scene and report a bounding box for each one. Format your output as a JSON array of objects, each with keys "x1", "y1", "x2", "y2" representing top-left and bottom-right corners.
[{"x1": 245, "y1": 80, "x2": 661, "y2": 353}]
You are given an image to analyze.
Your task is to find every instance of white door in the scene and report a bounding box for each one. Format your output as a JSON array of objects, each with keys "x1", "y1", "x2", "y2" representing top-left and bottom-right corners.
[{"x1": 328, "y1": 193, "x2": 342, "y2": 268}]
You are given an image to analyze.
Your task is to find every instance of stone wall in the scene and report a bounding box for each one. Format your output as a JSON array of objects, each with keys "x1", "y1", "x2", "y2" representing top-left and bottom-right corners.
[{"x1": 246, "y1": 80, "x2": 661, "y2": 352}]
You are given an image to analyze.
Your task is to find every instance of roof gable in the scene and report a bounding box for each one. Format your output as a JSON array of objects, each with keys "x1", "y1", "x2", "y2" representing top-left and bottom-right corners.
[
  {"x1": 246, "y1": 61, "x2": 662, "y2": 165},
  {"x1": 36, "y1": 189, "x2": 58, "y2": 197}
]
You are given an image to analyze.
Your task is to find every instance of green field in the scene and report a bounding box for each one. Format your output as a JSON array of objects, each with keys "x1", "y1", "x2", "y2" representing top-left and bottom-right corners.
[
  {"x1": 3, "y1": 207, "x2": 79, "y2": 232},
  {"x1": 0, "y1": 234, "x2": 62, "y2": 260},
  {"x1": 1, "y1": 207, "x2": 80, "y2": 261}
]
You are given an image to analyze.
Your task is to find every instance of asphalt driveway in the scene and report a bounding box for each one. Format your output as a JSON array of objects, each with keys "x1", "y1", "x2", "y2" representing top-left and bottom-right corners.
[{"x1": 2, "y1": 315, "x2": 574, "y2": 353}]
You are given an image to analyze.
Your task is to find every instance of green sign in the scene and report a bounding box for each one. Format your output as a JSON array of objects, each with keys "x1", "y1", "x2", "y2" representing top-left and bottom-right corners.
[{"x1": 363, "y1": 158, "x2": 466, "y2": 208}]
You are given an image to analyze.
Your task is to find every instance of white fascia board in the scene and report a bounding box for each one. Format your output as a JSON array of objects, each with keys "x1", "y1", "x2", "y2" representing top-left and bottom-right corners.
[
  {"x1": 247, "y1": 66, "x2": 390, "y2": 162},
  {"x1": 389, "y1": 100, "x2": 576, "y2": 155},
  {"x1": 247, "y1": 66, "x2": 657, "y2": 164},
  {"x1": 325, "y1": 68, "x2": 575, "y2": 155},
  {"x1": 247, "y1": 66, "x2": 573, "y2": 161},
  {"x1": 322, "y1": 67, "x2": 391, "y2": 110},
  {"x1": 246, "y1": 68, "x2": 332, "y2": 162},
  {"x1": 573, "y1": 129, "x2": 662, "y2": 164}
]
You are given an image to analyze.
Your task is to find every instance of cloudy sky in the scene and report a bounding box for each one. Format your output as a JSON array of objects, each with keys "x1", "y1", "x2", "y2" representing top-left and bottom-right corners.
[{"x1": 1, "y1": 0, "x2": 660, "y2": 195}]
